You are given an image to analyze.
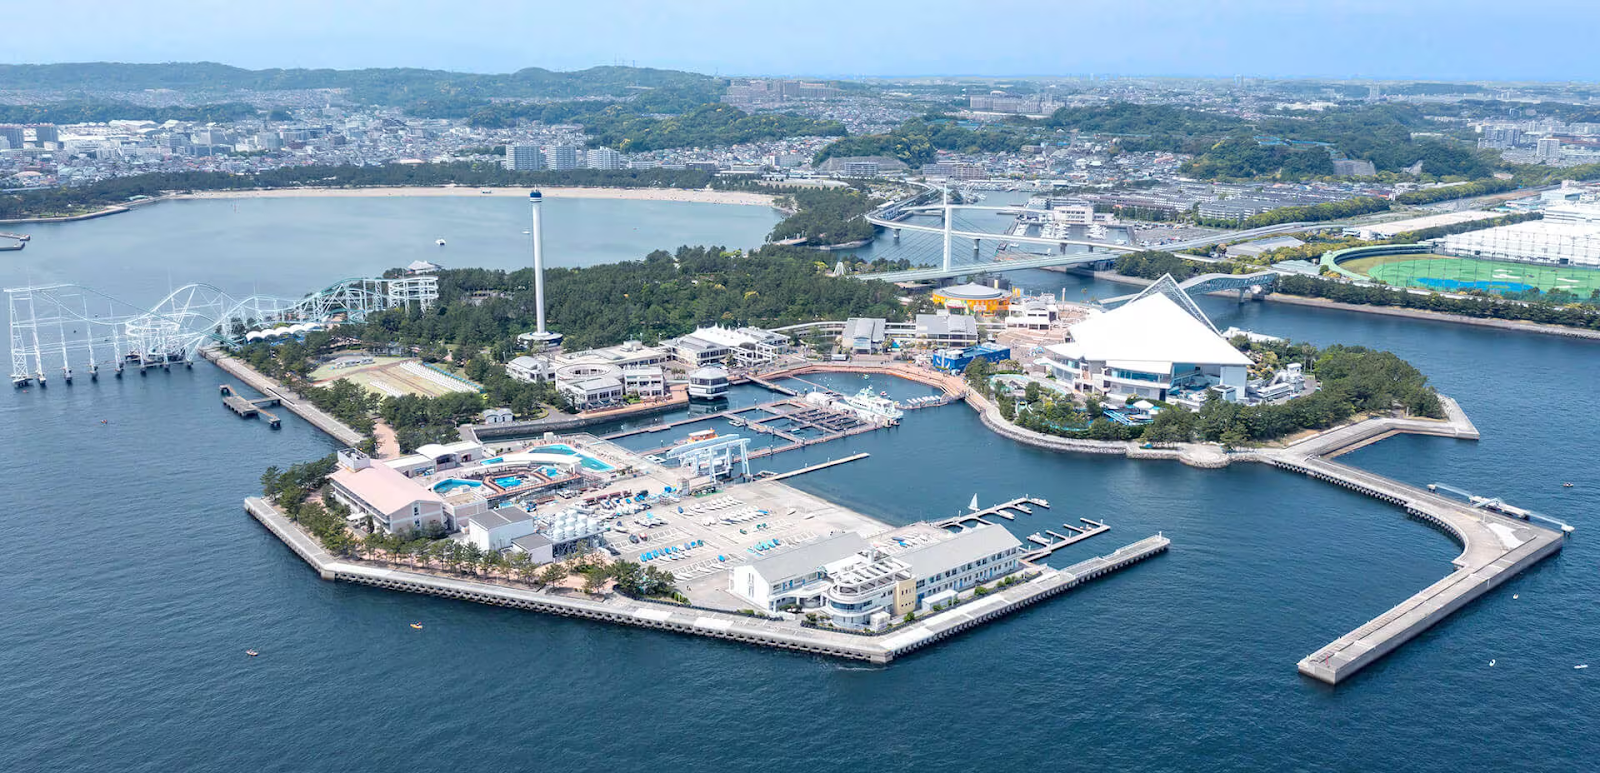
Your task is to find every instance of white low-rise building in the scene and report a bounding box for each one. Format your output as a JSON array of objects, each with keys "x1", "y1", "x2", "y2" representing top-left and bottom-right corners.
[
  {"x1": 668, "y1": 326, "x2": 787, "y2": 368},
  {"x1": 728, "y1": 526, "x2": 1024, "y2": 630},
  {"x1": 384, "y1": 440, "x2": 487, "y2": 479},
  {"x1": 328, "y1": 449, "x2": 449, "y2": 534},
  {"x1": 464, "y1": 508, "x2": 538, "y2": 552},
  {"x1": 1004, "y1": 299, "x2": 1058, "y2": 330},
  {"x1": 622, "y1": 366, "x2": 666, "y2": 399},
  {"x1": 1042, "y1": 284, "x2": 1251, "y2": 404},
  {"x1": 730, "y1": 533, "x2": 871, "y2": 612},
  {"x1": 558, "y1": 375, "x2": 625, "y2": 410},
  {"x1": 688, "y1": 366, "x2": 730, "y2": 400},
  {"x1": 507, "y1": 356, "x2": 554, "y2": 383}
]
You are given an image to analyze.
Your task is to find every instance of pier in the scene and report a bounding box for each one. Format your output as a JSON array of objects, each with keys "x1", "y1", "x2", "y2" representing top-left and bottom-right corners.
[
  {"x1": 763, "y1": 453, "x2": 871, "y2": 481},
  {"x1": 200, "y1": 348, "x2": 365, "y2": 446},
  {"x1": 935, "y1": 496, "x2": 1050, "y2": 529},
  {"x1": 219, "y1": 384, "x2": 283, "y2": 428},
  {"x1": 1019, "y1": 519, "x2": 1112, "y2": 562},
  {"x1": 1262, "y1": 423, "x2": 1566, "y2": 684},
  {"x1": 244, "y1": 496, "x2": 1169, "y2": 664}
]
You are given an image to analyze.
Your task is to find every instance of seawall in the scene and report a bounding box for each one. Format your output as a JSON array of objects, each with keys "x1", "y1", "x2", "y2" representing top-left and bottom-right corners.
[{"x1": 244, "y1": 497, "x2": 1168, "y2": 663}]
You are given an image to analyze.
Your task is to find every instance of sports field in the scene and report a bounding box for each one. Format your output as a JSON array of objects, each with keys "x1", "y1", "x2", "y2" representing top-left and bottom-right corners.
[
  {"x1": 310, "y1": 356, "x2": 480, "y2": 398},
  {"x1": 1344, "y1": 253, "x2": 1600, "y2": 296}
]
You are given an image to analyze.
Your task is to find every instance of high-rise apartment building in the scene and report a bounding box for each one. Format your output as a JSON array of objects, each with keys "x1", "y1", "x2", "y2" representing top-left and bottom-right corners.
[
  {"x1": 505, "y1": 144, "x2": 546, "y2": 171},
  {"x1": 585, "y1": 147, "x2": 623, "y2": 170},
  {"x1": 544, "y1": 144, "x2": 581, "y2": 171}
]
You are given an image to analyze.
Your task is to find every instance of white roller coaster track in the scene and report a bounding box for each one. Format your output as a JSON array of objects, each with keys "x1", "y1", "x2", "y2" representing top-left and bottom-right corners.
[{"x1": 7, "y1": 275, "x2": 437, "y2": 386}]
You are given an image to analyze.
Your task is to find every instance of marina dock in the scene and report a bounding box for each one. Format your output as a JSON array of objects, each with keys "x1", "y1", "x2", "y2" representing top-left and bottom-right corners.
[
  {"x1": 604, "y1": 397, "x2": 895, "y2": 461},
  {"x1": 1019, "y1": 519, "x2": 1111, "y2": 562},
  {"x1": 245, "y1": 495, "x2": 1169, "y2": 664},
  {"x1": 935, "y1": 496, "x2": 1051, "y2": 529}
]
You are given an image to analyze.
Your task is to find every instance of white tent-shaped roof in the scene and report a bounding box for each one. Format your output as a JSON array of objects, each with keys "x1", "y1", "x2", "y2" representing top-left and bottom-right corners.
[{"x1": 1047, "y1": 293, "x2": 1250, "y2": 372}]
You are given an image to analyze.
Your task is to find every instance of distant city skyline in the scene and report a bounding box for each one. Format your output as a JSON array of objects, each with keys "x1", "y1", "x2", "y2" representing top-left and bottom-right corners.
[{"x1": 7, "y1": 0, "x2": 1599, "y2": 82}]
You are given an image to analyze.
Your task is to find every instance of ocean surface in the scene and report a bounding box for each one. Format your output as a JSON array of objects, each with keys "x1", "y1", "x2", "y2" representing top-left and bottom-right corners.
[{"x1": 2, "y1": 197, "x2": 1597, "y2": 773}]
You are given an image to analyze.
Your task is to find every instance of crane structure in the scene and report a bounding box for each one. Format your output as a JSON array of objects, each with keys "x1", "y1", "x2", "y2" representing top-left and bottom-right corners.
[{"x1": 8, "y1": 275, "x2": 437, "y2": 387}]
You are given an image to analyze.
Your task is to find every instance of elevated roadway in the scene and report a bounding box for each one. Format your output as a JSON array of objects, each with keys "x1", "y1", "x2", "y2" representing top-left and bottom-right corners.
[{"x1": 857, "y1": 214, "x2": 1316, "y2": 283}]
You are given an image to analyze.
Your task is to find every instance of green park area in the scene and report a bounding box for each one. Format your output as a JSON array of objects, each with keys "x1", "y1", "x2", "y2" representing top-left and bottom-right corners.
[{"x1": 1342, "y1": 252, "x2": 1600, "y2": 296}]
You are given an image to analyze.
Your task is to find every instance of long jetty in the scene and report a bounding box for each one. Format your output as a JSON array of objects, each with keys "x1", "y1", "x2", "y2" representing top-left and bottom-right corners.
[
  {"x1": 245, "y1": 496, "x2": 1168, "y2": 663},
  {"x1": 200, "y1": 347, "x2": 364, "y2": 446},
  {"x1": 1257, "y1": 403, "x2": 1564, "y2": 685}
]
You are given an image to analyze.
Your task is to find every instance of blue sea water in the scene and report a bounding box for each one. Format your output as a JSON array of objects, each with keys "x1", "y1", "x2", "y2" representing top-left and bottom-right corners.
[{"x1": 2, "y1": 198, "x2": 1597, "y2": 772}]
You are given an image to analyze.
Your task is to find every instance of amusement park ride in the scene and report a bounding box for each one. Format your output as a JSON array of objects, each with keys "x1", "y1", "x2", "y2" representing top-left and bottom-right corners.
[{"x1": 7, "y1": 275, "x2": 437, "y2": 387}]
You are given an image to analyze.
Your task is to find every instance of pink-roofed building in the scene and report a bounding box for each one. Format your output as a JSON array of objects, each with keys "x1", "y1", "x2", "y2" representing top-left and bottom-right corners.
[{"x1": 328, "y1": 449, "x2": 448, "y2": 535}]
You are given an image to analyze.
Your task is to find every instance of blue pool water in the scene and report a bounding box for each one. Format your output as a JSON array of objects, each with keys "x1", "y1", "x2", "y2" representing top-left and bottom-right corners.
[
  {"x1": 430, "y1": 478, "x2": 481, "y2": 495},
  {"x1": 493, "y1": 476, "x2": 524, "y2": 488},
  {"x1": 529, "y1": 443, "x2": 615, "y2": 471}
]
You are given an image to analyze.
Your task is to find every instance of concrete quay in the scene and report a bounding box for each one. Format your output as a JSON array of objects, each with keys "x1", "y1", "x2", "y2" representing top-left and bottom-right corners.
[
  {"x1": 244, "y1": 497, "x2": 1168, "y2": 664},
  {"x1": 200, "y1": 348, "x2": 365, "y2": 446}
]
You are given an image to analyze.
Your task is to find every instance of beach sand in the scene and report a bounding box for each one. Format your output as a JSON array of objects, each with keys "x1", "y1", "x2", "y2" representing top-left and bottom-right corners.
[{"x1": 171, "y1": 185, "x2": 777, "y2": 207}]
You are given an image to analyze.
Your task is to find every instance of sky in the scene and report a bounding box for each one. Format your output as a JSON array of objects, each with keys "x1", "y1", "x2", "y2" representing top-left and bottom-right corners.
[{"x1": 7, "y1": 0, "x2": 1598, "y2": 82}]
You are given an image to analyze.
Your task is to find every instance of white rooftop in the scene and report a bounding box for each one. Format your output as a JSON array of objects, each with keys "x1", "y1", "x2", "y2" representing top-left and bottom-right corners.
[{"x1": 1047, "y1": 293, "x2": 1250, "y2": 371}]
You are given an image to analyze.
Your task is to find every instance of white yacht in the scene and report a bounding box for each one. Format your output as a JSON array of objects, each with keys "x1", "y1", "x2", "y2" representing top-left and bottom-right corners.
[{"x1": 840, "y1": 388, "x2": 904, "y2": 425}]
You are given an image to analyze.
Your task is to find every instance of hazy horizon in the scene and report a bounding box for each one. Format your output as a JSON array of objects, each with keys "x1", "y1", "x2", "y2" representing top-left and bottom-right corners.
[{"x1": 7, "y1": 0, "x2": 1598, "y2": 83}]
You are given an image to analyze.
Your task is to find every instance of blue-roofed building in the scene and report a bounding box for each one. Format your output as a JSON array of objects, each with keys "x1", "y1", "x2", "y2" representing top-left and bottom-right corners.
[{"x1": 931, "y1": 343, "x2": 1011, "y2": 372}]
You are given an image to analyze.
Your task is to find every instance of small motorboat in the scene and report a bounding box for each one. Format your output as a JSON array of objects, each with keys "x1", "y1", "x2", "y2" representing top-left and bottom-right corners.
[
  {"x1": 1577, "y1": 664, "x2": 1589, "y2": 669},
  {"x1": 435, "y1": 239, "x2": 446, "y2": 246},
  {"x1": 410, "y1": 622, "x2": 424, "y2": 630},
  {"x1": 1563, "y1": 482, "x2": 1574, "y2": 488},
  {"x1": 1489, "y1": 659, "x2": 1496, "y2": 667},
  {"x1": 245, "y1": 650, "x2": 259, "y2": 657}
]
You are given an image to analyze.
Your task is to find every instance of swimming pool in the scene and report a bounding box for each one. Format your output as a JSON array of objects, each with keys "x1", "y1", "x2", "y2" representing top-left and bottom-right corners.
[
  {"x1": 493, "y1": 476, "x2": 524, "y2": 489},
  {"x1": 527, "y1": 444, "x2": 615, "y2": 471},
  {"x1": 431, "y1": 479, "x2": 483, "y2": 495}
]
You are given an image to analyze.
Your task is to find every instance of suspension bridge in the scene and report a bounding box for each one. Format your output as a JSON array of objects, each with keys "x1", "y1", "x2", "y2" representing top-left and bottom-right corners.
[{"x1": 7, "y1": 275, "x2": 437, "y2": 387}]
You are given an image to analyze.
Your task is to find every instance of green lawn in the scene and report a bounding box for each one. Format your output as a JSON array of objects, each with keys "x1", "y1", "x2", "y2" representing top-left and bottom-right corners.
[{"x1": 1353, "y1": 254, "x2": 1600, "y2": 296}]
